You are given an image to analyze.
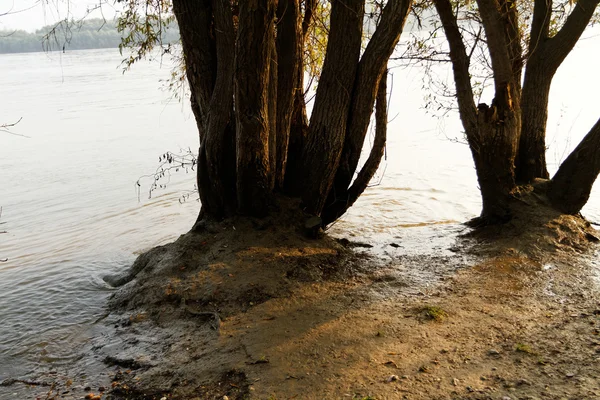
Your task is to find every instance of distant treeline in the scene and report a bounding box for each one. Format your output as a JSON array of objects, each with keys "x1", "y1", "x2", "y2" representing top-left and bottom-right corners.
[{"x1": 0, "y1": 19, "x2": 180, "y2": 54}]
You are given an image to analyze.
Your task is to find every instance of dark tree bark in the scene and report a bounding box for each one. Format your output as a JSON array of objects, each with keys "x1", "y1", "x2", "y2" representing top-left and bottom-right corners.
[
  {"x1": 300, "y1": 0, "x2": 365, "y2": 216},
  {"x1": 472, "y1": 90, "x2": 520, "y2": 223},
  {"x1": 322, "y1": 72, "x2": 389, "y2": 226},
  {"x1": 435, "y1": 0, "x2": 600, "y2": 223},
  {"x1": 517, "y1": 58, "x2": 552, "y2": 182},
  {"x1": 274, "y1": 0, "x2": 301, "y2": 189},
  {"x1": 498, "y1": 0, "x2": 523, "y2": 96},
  {"x1": 473, "y1": 0, "x2": 521, "y2": 222},
  {"x1": 283, "y1": 79, "x2": 309, "y2": 196},
  {"x1": 325, "y1": 0, "x2": 412, "y2": 221},
  {"x1": 517, "y1": 0, "x2": 600, "y2": 183},
  {"x1": 235, "y1": 0, "x2": 275, "y2": 217},
  {"x1": 515, "y1": 0, "x2": 552, "y2": 184},
  {"x1": 436, "y1": 0, "x2": 519, "y2": 223},
  {"x1": 172, "y1": 0, "x2": 215, "y2": 219},
  {"x1": 172, "y1": 0, "x2": 215, "y2": 139},
  {"x1": 434, "y1": 0, "x2": 478, "y2": 136},
  {"x1": 268, "y1": 40, "x2": 278, "y2": 191},
  {"x1": 302, "y1": 0, "x2": 317, "y2": 38},
  {"x1": 169, "y1": 0, "x2": 411, "y2": 228},
  {"x1": 201, "y1": 0, "x2": 237, "y2": 218},
  {"x1": 174, "y1": 0, "x2": 238, "y2": 220},
  {"x1": 548, "y1": 118, "x2": 600, "y2": 214},
  {"x1": 476, "y1": 0, "x2": 517, "y2": 92},
  {"x1": 282, "y1": 0, "x2": 314, "y2": 196}
]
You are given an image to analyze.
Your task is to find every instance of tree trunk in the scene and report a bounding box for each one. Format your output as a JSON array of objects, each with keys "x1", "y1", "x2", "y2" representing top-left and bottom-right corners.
[
  {"x1": 471, "y1": 0, "x2": 521, "y2": 223},
  {"x1": 268, "y1": 42, "x2": 278, "y2": 191},
  {"x1": 472, "y1": 94, "x2": 520, "y2": 223},
  {"x1": 169, "y1": 0, "x2": 411, "y2": 228},
  {"x1": 321, "y1": 72, "x2": 389, "y2": 226},
  {"x1": 274, "y1": 0, "x2": 302, "y2": 189},
  {"x1": 173, "y1": 0, "x2": 215, "y2": 137},
  {"x1": 517, "y1": 59, "x2": 551, "y2": 182},
  {"x1": 548, "y1": 117, "x2": 600, "y2": 214},
  {"x1": 476, "y1": 0, "x2": 517, "y2": 93},
  {"x1": 283, "y1": 74, "x2": 309, "y2": 196},
  {"x1": 326, "y1": 0, "x2": 412, "y2": 218},
  {"x1": 235, "y1": 0, "x2": 276, "y2": 217},
  {"x1": 282, "y1": 1, "x2": 313, "y2": 196},
  {"x1": 437, "y1": 0, "x2": 519, "y2": 224},
  {"x1": 516, "y1": 0, "x2": 599, "y2": 183},
  {"x1": 499, "y1": 0, "x2": 523, "y2": 95},
  {"x1": 201, "y1": 0, "x2": 237, "y2": 218},
  {"x1": 174, "y1": 0, "x2": 239, "y2": 220},
  {"x1": 434, "y1": 0, "x2": 478, "y2": 136},
  {"x1": 300, "y1": 0, "x2": 364, "y2": 216}
]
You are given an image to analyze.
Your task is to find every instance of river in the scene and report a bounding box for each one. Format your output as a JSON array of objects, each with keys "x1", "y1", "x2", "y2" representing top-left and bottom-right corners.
[{"x1": 1, "y1": 33, "x2": 599, "y2": 394}]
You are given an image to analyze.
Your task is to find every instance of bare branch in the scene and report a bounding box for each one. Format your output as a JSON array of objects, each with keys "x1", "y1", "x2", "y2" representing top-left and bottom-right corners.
[
  {"x1": 475, "y1": 0, "x2": 515, "y2": 89},
  {"x1": 40, "y1": 2, "x2": 111, "y2": 52},
  {"x1": 0, "y1": 117, "x2": 29, "y2": 138},
  {"x1": 322, "y1": 69, "x2": 389, "y2": 226},
  {"x1": 434, "y1": 0, "x2": 478, "y2": 135},
  {"x1": 545, "y1": 0, "x2": 600, "y2": 70},
  {"x1": 136, "y1": 149, "x2": 197, "y2": 201},
  {"x1": 0, "y1": 1, "x2": 41, "y2": 18},
  {"x1": 467, "y1": 25, "x2": 483, "y2": 63}
]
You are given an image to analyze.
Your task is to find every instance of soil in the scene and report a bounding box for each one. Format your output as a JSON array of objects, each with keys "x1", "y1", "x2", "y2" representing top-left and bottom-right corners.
[{"x1": 18, "y1": 194, "x2": 600, "y2": 399}]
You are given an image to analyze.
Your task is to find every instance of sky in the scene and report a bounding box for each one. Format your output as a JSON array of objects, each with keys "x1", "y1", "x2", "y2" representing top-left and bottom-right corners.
[{"x1": 0, "y1": 0, "x2": 119, "y2": 32}]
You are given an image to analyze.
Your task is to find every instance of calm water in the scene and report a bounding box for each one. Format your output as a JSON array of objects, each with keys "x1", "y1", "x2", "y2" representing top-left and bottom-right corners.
[{"x1": 1, "y1": 32, "x2": 599, "y2": 391}]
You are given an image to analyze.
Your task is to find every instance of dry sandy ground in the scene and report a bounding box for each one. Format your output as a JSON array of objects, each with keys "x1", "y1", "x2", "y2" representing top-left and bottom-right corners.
[{"x1": 16, "y1": 205, "x2": 600, "y2": 400}]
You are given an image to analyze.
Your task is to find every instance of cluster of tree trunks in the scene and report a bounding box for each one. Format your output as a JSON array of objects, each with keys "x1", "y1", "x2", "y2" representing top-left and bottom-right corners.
[
  {"x1": 173, "y1": 0, "x2": 412, "y2": 227},
  {"x1": 172, "y1": 0, "x2": 600, "y2": 229},
  {"x1": 435, "y1": 0, "x2": 600, "y2": 223}
]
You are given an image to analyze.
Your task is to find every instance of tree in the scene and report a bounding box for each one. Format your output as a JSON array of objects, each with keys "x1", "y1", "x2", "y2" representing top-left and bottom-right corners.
[
  {"x1": 429, "y1": 0, "x2": 600, "y2": 223},
  {"x1": 548, "y1": 117, "x2": 600, "y2": 214},
  {"x1": 125, "y1": 0, "x2": 412, "y2": 230}
]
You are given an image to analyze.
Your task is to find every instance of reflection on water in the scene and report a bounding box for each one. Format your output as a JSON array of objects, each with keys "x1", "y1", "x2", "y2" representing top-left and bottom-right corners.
[{"x1": 1, "y1": 29, "x2": 600, "y2": 390}]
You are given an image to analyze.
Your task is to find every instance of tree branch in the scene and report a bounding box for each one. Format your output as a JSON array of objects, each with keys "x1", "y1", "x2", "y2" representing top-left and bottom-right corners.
[
  {"x1": 198, "y1": 0, "x2": 236, "y2": 216},
  {"x1": 434, "y1": 0, "x2": 478, "y2": 136},
  {"x1": 302, "y1": 0, "x2": 318, "y2": 39},
  {"x1": 235, "y1": 0, "x2": 276, "y2": 216},
  {"x1": 346, "y1": 71, "x2": 388, "y2": 208},
  {"x1": 475, "y1": 0, "x2": 514, "y2": 89},
  {"x1": 275, "y1": 0, "x2": 302, "y2": 188},
  {"x1": 172, "y1": 0, "x2": 216, "y2": 140},
  {"x1": 0, "y1": 117, "x2": 29, "y2": 138},
  {"x1": 545, "y1": 0, "x2": 600, "y2": 71},
  {"x1": 330, "y1": 0, "x2": 412, "y2": 200},
  {"x1": 549, "y1": 116, "x2": 600, "y2": 214},
  {"x1": 301, "y1": 0, "x2": 364, "y2": 215},
  {"x1": 500, "y1": 0, "x2": 523, "y2": 90},
  {"x1": 322, "y1": 70, "x2": 388, "y2": 226},
  {"x1": 467, "y1": 25, "x2": 483, "y2": 65},
  {"x1": 528, "y1": 0, "x2": 552, "y2": 58}
]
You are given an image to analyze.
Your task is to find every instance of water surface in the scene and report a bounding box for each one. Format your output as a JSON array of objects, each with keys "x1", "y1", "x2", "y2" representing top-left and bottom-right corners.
[{"x1": 1, "y1": 32, "x2": 599, "y2": 390}]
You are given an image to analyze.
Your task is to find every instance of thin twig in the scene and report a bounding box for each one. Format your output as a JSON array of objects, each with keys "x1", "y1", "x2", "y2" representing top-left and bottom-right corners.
[{"x1": 0, "y1": 117, "x2": 28, "y2": 137}]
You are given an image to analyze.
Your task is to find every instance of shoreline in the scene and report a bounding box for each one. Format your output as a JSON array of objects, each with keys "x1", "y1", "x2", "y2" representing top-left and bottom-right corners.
[{"x1": 4, "y1": 213, "x2": 600, "y2": 399}]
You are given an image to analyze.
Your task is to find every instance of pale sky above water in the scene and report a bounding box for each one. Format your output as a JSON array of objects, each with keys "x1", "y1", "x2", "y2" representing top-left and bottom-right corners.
[{"x1": 0, "y1": 0, "x2": 119, "y2": 32}]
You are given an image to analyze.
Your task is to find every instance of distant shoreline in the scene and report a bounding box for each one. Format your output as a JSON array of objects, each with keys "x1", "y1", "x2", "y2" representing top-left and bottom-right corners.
[
  {"x1": 0, "y1": 18, "x2": 179, "y2": 55},
  {"x1": 0, "y1": 45, "x2": 122, "y2": 55}
]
